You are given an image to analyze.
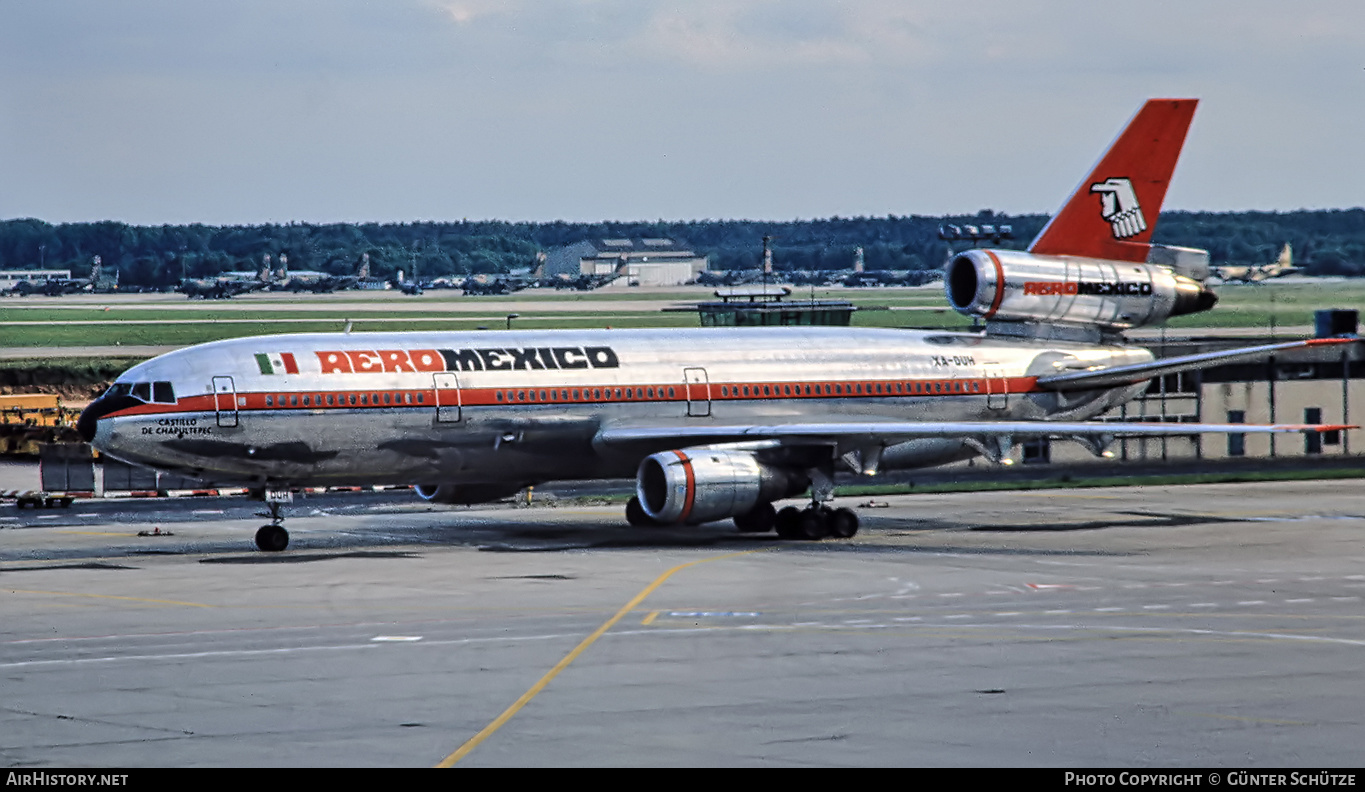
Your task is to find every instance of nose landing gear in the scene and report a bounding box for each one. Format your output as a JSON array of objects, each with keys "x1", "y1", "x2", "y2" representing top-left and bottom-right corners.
[{"x1": 252, "y1": 490, "x2": 292, "y2": 552}]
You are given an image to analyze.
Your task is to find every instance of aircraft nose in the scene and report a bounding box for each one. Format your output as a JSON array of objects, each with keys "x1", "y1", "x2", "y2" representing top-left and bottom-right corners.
[{"x1": 76, "y1": 391, "x2": 139, "y2": 443}]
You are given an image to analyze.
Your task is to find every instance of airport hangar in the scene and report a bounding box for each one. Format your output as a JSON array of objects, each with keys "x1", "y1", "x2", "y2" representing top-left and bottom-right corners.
[{"x1": 542, "y1": 238, "x2": 709, "y2": 287}]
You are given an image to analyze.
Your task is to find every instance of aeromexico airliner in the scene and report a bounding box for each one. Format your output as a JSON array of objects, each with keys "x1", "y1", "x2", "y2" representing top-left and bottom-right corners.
[{"x1": 78, "y1": 99, "x2": 1351, "y2": 551}]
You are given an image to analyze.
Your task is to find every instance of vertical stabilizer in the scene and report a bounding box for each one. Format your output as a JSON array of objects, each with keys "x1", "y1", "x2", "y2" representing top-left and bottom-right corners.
[{"x1": 1028, "y1": 99, "x2": 1197, "y2": 262}]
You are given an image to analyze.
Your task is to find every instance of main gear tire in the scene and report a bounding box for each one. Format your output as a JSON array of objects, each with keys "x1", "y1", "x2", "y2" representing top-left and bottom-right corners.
[
  {"x1": 734, "y1": 501, "x2": 777, "y2": 533},
  {"x1": 255, "y1": 524, "x2": 289, "y2": 552}
]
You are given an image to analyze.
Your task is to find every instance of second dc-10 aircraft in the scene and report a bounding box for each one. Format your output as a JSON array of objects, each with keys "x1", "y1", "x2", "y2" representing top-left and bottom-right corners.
[{"x1": 79, "y1": 98, "x2": 1352, "y2": 551}]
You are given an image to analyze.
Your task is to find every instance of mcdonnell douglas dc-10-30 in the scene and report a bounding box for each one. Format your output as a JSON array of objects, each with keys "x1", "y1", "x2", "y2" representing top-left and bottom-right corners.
[{"x1": 78, "y1": 99, "x2": 1352, "y2": 551}]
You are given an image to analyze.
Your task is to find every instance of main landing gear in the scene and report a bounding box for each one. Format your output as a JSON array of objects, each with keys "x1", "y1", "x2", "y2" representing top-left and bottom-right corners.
[
  {"x1": 253, "y1": 496, "x2": 290, "y2": 552},
  {"x1": 623, "y1": 496, "x2": 858, "y2": 540},
  {"x1": 773, "y1": 504, "x2": 858, "y2": 541}
]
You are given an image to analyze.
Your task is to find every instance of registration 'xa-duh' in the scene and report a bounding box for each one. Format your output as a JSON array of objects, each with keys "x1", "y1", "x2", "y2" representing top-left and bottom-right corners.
[{"x1": 78, "y1": 99, "x2": 1352, "y2": 551}]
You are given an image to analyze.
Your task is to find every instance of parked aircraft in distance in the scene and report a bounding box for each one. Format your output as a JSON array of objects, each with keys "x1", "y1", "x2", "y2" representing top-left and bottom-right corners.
[
  {"x1": 11, "y1": 257, "x2": 119, "y2": 296},
  {"x1": 1213, "y1": 243, "x2": 1302, "y2": 283},
  {"x1": 79, "y1": 98, "x2": 1353, "y2": 552},
  {"x1": 179, "y1": 262, "x2": 272, "y2": 300}
]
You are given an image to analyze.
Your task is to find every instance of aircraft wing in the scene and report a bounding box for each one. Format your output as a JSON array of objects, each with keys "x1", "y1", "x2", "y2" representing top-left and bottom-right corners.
[
  {"x1": 1036, "y1": 337, "x2": 1354, "y2": 391},
  {"x1": 598, "y1": 420, "x2": 1347, "y2": 446}
]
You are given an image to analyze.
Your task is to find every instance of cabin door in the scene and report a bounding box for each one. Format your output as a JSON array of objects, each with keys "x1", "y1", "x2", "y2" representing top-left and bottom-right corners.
[
  {"x1": 434, "y1": 372, "x2": 462, "y2": 422},
  {"x1": 212, "y1": 375, "x2": 239, "y2": 428},
  {"x1": 684, "y1": 367, "x2": 711, "y2": 417},
  {"x1": 985, "y1": 366, "x2": 1008, "y2": 411}
]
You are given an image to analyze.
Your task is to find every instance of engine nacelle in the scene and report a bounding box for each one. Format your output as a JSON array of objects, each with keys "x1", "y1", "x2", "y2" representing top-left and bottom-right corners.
[
  {"x1": 946, "y1": 249, "x2": 1216, "y2": 331},
  {"x1": 415, "y1": 482, "x2": 524, "y2": 504},
  {"x1": 637, "y1": 449, "x2": 808, "y2": 525}
]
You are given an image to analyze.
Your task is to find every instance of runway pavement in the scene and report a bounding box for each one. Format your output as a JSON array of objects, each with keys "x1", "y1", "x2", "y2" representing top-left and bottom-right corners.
[{"x1": 2, "y1": 479, "x2": 1363, "y2": 767}]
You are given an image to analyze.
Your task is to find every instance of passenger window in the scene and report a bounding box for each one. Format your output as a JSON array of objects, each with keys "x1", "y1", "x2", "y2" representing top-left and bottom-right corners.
[
  {"x1": 416, "y1": 393, "x2": 424, "y2": 404},
  {"x1": 350, "y1": 394, "x2": 357, "y2": 405},
  {"x1": 266, "y1": 395, "x2": 274, "y2": 407},
  {"x1": 327, "y1": 394, "x2": 335, "y2": 406},
  {"x1": 384, "y1": 393, "x2": 392, "y2": 405},
  {"x1": 404, "y1": 393, "x2": 412, "y2": 404},
  {"x1": 303, "y1": 395, "x2": 311, "y2": 406},
  {"x1": 291, "y1": 394, "x2": 298, "y2": 406},
  {"x1": 360, "y1": 394, "x2": 368, "y2": 405}
]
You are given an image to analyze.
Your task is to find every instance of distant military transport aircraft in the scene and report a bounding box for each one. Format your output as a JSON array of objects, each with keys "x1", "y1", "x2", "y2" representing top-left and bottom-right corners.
[
  {"x1": 79, "y1": 99, "x2": 1351, "y2": 551},
  {"x1": 1212, "y1": 243, "x2": 1302, "y2": 283}
]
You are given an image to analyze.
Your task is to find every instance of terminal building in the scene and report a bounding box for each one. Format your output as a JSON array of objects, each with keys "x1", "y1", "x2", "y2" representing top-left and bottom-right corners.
[{"x1": 542, "y1": 238, "x2": 708, "y2": 287}]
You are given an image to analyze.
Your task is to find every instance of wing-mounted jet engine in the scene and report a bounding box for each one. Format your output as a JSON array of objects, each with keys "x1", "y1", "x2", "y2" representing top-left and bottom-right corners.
[{"x1": 632, "y1": 449, "x2": 809, "y2": 527}]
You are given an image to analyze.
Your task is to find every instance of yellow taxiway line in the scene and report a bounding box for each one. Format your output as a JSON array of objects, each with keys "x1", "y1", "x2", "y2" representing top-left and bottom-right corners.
[{"x1": 437, "y1": 549, "x2": 761, "y2": 766}]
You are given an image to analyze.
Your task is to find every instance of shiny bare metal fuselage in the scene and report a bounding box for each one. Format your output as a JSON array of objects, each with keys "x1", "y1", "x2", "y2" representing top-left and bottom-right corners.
[{"x1": 88, "y1": 326, "x2": 1151, "y2": 489}]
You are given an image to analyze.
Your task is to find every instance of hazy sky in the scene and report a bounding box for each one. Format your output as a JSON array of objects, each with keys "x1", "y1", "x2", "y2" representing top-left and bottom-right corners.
[{"x1": 1, "y1": 1, "x2": 1362, "y2": 225}]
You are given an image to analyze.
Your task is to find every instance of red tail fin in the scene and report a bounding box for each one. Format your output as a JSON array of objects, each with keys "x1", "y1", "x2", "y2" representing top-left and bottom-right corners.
[{"x1": 1028, "y1": 99, "x2": 1197, "y2": 262}]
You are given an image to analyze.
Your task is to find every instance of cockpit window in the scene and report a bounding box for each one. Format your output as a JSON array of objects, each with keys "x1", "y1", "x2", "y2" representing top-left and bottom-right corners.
[{"x1": 107, "y1": 381, "x2": 176, "y2": 404}]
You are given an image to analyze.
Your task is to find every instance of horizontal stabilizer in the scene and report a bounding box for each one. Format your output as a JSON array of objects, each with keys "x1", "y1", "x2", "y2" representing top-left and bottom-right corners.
[{"x1": 1036, "y1": 338, "x2": 1355, "y2": 391}]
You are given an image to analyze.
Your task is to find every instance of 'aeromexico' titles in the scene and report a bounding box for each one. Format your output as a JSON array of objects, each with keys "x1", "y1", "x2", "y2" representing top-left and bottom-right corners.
[
  {"x1": 1022, "y1": 280, "x2": 1154, "y2": 297},
  {"x1": 261, "y1": 346, "x2": 623, "y2": 375}
]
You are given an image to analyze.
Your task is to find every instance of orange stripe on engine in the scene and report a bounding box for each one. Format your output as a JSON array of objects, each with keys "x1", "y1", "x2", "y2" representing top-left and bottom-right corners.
[
  {"x1": 673, "y1": 449, "x2": 696, "y2": 523},
  {"x1": 984, "y1": 250, "x2": 1006, "y2": 319}
]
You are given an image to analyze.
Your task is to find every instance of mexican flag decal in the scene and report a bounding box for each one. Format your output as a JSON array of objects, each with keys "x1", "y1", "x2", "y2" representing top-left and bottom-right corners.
[{"x1": 255, "y1": 352, "x2": 299, "y2": 375}]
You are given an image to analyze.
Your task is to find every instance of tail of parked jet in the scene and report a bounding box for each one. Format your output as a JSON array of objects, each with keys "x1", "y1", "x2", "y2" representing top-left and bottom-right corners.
[{"x1": 1028, "y1": 98, "x2": 1198, "y2": 263}]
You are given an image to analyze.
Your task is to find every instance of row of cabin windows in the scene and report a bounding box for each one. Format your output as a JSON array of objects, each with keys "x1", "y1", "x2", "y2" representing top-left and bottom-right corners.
[
  {"x1": 257, "y1": 380, "x2": 988, "y2": 408},
  {"x1": 718, "y1": 380, "x2": 982, "y2": 398},
  {"x1": 265, "y1": 392, "x2": 426, "y2": 407},
  {"x1": 496, "y1": 386, "x2": 680, "y2": 403},
  {"x1": 489, "y1": 380, "x2": 984, "y2": 403}
]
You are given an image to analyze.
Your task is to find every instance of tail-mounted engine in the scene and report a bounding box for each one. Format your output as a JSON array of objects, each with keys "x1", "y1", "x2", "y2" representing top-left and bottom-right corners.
[
  {"x1": 946, "y1": 249, "x2": 1216, "y2": 338},
  {"x1": 637, "y1": 449, "x2": 808, "y2": 525}
]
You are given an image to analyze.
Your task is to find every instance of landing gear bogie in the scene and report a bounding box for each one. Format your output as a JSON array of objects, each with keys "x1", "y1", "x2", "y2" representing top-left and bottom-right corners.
[{"x1": 776, "y1": 504, "x2": 859, "y2": 541}]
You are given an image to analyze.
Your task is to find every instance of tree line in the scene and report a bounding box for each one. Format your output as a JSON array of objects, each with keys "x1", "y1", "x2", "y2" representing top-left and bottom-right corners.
[{"x1": 0, "y1": 208, "x2": 1361, "y2": 286}]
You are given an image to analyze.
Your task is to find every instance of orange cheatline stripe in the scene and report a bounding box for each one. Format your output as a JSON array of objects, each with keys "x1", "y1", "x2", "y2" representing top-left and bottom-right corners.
[{"x1": 102, "y1": 375, "x2": 1042, "y2": 422}]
